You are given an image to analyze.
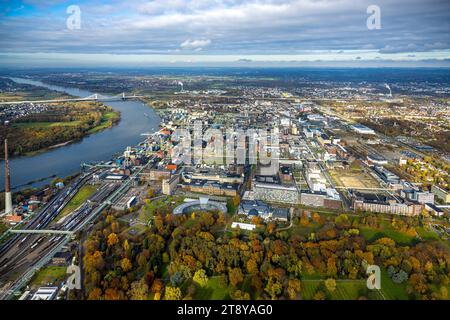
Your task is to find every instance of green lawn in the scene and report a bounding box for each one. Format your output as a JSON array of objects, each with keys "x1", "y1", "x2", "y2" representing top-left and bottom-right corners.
[
  {"x1": 416, "y1": 226, "x2": 440, "y2": 241},
  {"x1": 359, "y1": 222, "x2": 416, "y2": 246},
  {"x1": 301, "y1": 279, "x2": 385, "y2": 300},
  {"x1": 382, "y1": 223, "x2": 416, "y2": 245},
  {"x1": 30, "y1": 266, "x2": 67, "y2": 287},
  {"x1": 289, "y1": 224, "x2": 320, "y2": 238},
  {"x1": 378, "y1": 269, "x2": 409, "y2": 300},
  {"x1": 331, "y1": 281, "x2": 374, "y2": 300},
  {"x1": 301, "y1": 280, "x2": 321, "y2": 299},
  {"x1": 87, "y1": 111, "x2": 119, "y2": 134},
  {"x1": 56, "y1": 185, "x2": 97, "y2": 222},
  {"x1": 138, "y1": 196, "x2": 184, "y2": 223},
  {"x1": 190, "y1": 275, "x2": 256, "y2": 300},
  {"x1": 193, "y1": 277, "x2": 230, "y2": 300},
  {"x1": 12, "y1": 121, "x2": 82, "y2": 128},
  {"x1": 301, "y1": 269, "x2": 409, "y2": 300},
  {"x1": 102, "y1": 111, "x2": 117, "y2": 120},
  {"x1": 359, "y1": 227, "x2": 380, "y2": 240}
]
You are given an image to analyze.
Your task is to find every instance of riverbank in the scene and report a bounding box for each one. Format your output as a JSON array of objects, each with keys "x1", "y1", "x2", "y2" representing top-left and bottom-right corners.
[
  {"x1": 0, "y1": 78, "x2": 161, "y2": 190},
  {"x1": 22, "y1": 109, "x2": 120, "y2": 158},
  {"x1": 2, "y1": 103, "x2": 121, "y2": 158}
]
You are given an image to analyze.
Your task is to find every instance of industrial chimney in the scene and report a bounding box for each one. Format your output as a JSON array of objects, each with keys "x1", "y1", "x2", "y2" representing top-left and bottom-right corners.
[{"x1": 4, "y1": 139, "x2": 12, "y2": 214}]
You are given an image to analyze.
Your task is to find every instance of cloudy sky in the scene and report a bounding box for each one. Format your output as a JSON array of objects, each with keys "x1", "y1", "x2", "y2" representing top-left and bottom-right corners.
[{"x1": 0, "y1": 0, "x2": 449, "y2": 67}]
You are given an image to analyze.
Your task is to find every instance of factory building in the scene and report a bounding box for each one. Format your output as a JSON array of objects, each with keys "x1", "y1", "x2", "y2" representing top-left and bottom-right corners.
[
  {"x1": 300, "y1": 190, "x2": 342, "y2": 210},
  {"x1": 373, "y1": 166, "x2": 400, "y2": 185},
  {"x1": 238, "y1": 200, "x2": 289, "y2": 221},
  {"x1": 352, "y1": 191, "x2": 423, "y2": 216},
  {"x1": 401, "y1": 189, "x2": 434, "y2": 204},
  {"x1": 367, "y1": 154, "x2": 388, "y2": 166},
  {"x1": 182, "y1": 179, "x2": 239, "y2": 197},
  {"x1": 431, "y1": 185, "x2": 450, "y2": 204},
  {"x1": 351, "y1": 124, "x2": 376, "y2": 135},
  {"x1": 162, "y1": 174, "x2": 180, "y2": 195},
  {"x1": 251, "y1": 175, "x2": 300, "y2": 204}
]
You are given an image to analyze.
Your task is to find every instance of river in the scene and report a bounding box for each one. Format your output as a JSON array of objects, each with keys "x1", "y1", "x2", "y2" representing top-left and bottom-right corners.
[{"x1": 1, "y1": 78, "x2": 161, "y2": 190}]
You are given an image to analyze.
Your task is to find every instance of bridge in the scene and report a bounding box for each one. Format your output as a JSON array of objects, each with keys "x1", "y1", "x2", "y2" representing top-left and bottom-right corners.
[
  {"x1": 0, "y1": 92, "x2": 144, "y2": 105},
  {"x1": 8, "y1": 229, "x2": 74, "y2": 235}
]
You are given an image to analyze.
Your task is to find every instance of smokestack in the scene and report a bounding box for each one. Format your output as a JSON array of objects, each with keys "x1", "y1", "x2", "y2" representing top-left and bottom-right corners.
[
  {"x1": 178, "y1": 81, "x2": 184, "y2": 92},
  {"x1": 4, "y1": 139, "x2": 12, "y2": 214},
  {"x1": 385, "y1": 83, "x2": 392, "y2": 97}
]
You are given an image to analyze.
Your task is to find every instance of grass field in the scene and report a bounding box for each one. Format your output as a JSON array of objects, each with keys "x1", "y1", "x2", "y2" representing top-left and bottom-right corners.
[
  {"x1": 302, "y1": 279, "x2": 387, "y2": 300},
  {"x1": 192, "y1": 276, "x2": 230, "y2": 300},
  {"x1": 191, "y1": 275, "x2": 256, "y2": 300},
  {"x1": 12, "y1": 121, "x2": 82, "y2": 128},
  {"x1": 289, "y1": 224, "x2": 319, "y2": 239},
  {"x1": 359, "y1": 221, "x2": 416, "y2": 246},
  {"x1": 56, "y1": 185, "x2": 97, "y2": 222},
  {"x1": 379, "y1": 270, "x2": 409, "y2": 300},
  {"x1": 30, "y1": 266, "x2": 67, "y2": 287},
  {"x1": 416, "y1": 226, "x2": 440, "y2": 241},
  {"x1": 87, "y1": 111, "x2": 119, "y2": 134},
  {"x1": 138, "y1": 196, "x2": 184, "y2": 223},
  {"x1": 182, "y1": 272, "x2": 408, "y2": 300}
]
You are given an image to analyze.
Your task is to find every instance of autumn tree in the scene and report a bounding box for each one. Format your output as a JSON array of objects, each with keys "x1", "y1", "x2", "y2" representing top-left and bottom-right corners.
[
  {"x1": 84, "y1": 250, "x2": 104, "y2": 273},
  {"x1": 313, "y1": 290, "x2": 326, "y2": 300},
  {"x1": 193, "y1": 269, "x2": 209, "y2": 287},
  {"x1": 104, "y1": 288, "x2": 122, "y2": 300},
  {"x1": 107, "y1": 233, "x2": 119, "y2": 247},
  {"x1": 266, "y1": 222, "x2": 276, "y2": 234},
  {"x1": 326, "y1": 257, "x2": 338, "y2": 277},
  {"x1": 251, "y1": 275, "x2": 263, "y2": 293},
  {"x1": 264, "y1": 277, "x2": 283, "y2": 300},
  {"x1": 128, "y1": 278, "x2": 149, "y2": 300},
  {"x1": 123, "y1": 239, "x2": 130, "y2": 253},
  {"x1": 151, "y1": 279, "x2": 164, "y2": 295},
  {"x1": 87, "y1": 287, "x2": 102, "y2": 300},
  {"x1": 246, "y1": 258, "x2": 259, "y2": 275},
  {"x1": 165, "y1": 286, "x2": 182, "y2": 300},
  {"x1": 324, "y1": 278, "x2": 337, "y2": 292},
  {"x1": 300, "y1": 213, "x2": 310, "y2": 227},
  {"x1": 121, "y1": 258, "x2": 132, "y2": 272},
  {"x1": 335, "y1": 214, "x2": 350, "y2": 229},
  {"x1": 229, "y1": 268, "x2": 244, "y2": 287},
  {"x1": 232, "y1": 195, "x2": 241, "y2": 207},
  {"x1": 312, "y1": 212, "x2": 322, "y2": 224},
  {"x1": 231, "y1": 290, "x2": 250, "y2": 300},
  {"x1": 287, "y1": 279, "x2": 301, "y2": 299}
]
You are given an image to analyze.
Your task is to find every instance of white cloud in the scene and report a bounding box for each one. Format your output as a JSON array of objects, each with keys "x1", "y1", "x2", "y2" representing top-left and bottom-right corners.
[
  {"x1": 180, "y1": 39, "x2": 211, "y2": 50},
  {"x1": 0, "y1": 0, "x2": 449, "y2": 61}
]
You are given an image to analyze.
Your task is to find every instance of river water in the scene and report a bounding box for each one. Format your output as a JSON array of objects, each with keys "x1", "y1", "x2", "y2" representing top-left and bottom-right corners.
[{"x1": 1, "y1": 78, "x2": 161, "y2": 190}]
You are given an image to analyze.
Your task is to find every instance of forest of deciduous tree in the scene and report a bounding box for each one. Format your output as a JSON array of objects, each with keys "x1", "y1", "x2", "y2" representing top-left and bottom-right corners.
[{"x1": 82, "y1": 207, "x2": 450, "y2": 301}]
